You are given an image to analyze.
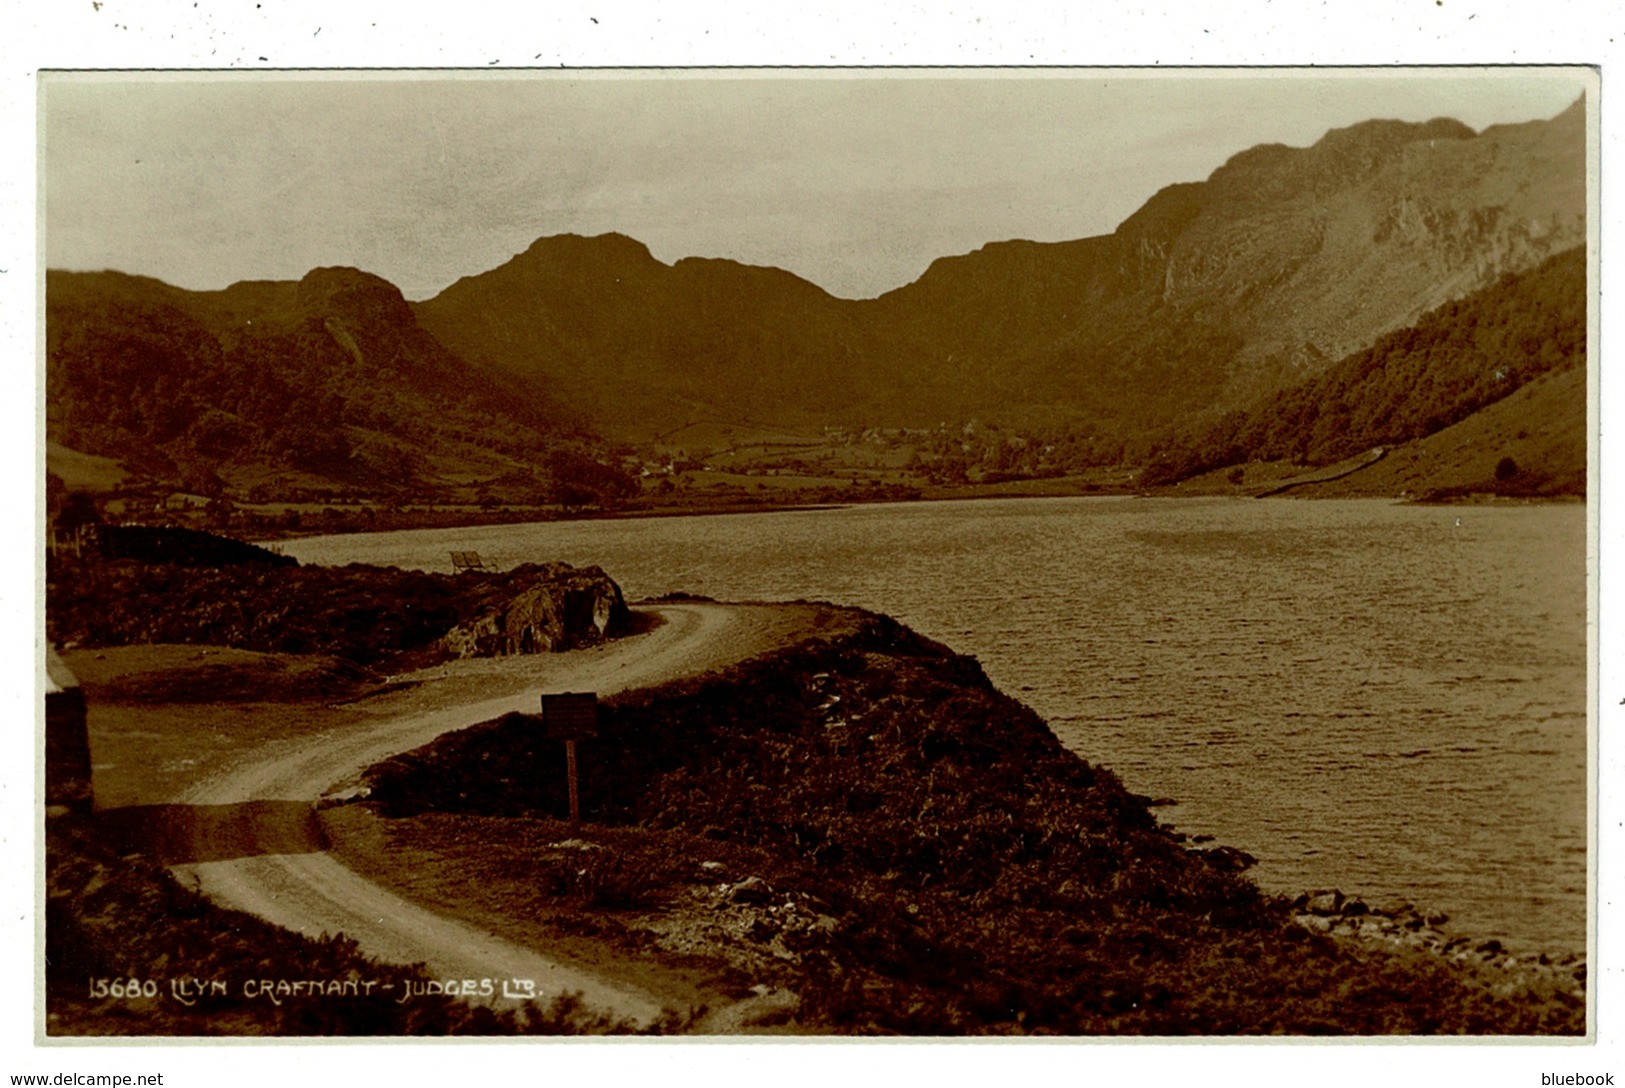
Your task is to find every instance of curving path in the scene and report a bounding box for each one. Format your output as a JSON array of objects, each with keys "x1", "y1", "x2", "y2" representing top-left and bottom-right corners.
[{"x1": 170, "y1": 602, "x2": 806, "y2": 1028}]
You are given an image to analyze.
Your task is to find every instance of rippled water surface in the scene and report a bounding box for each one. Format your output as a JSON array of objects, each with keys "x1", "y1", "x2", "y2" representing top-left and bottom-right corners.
[{"x1": 289, "y1": 497, "x2": 1589, "y2": 953}]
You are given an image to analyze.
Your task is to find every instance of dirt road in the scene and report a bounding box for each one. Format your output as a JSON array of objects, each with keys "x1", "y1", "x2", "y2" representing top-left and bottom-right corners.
[{"x1": 170, "y1": 602, "x2": 809, "y2": 1028}]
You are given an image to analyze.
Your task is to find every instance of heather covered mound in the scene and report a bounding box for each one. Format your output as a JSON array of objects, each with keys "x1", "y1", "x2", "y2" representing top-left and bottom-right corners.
[
  {"x1": 357, "y1": 610, "x2": 1584, "y2": 1035},
  {"x1": 47, "y1": 554, "x2": 629, "y2": 667}
]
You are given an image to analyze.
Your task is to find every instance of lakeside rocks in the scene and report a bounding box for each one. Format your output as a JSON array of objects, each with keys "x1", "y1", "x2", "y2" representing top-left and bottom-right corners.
[
  {"x1": 438, "y1": 562, "x2": 630, "y2": 658},
  {"x1": 1291, "y1": 889, "x2": 1586, "y2": 1001}
]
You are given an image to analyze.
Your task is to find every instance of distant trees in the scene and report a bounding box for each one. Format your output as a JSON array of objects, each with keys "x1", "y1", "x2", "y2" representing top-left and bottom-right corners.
[
  {"x1": 55, "y1": 489, "x2": 101, "y2": 535},
  {"x1": 545, "y1": 449, "x2": 639, "y2": 512}
]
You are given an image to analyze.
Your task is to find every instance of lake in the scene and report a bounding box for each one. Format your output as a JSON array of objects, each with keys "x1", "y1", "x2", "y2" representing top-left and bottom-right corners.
[{"x1": 287, "y1": 496, "x2": 1589, "y2": 955}]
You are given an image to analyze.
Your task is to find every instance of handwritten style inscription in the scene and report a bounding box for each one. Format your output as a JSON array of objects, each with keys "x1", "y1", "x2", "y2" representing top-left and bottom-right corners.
[{"x1": 89, "y1": 976, "x2": 542, "y2": 1006}]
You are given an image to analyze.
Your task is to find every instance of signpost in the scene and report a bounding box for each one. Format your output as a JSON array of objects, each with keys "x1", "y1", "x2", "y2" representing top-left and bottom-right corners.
[{"x1": 542, "y1": 692, "x2": 598, "y2": 827}]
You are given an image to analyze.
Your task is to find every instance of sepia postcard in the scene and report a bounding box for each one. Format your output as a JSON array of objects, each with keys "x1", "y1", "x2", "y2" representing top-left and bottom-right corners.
[{"x1": 13, "y1": 8, "x2": 1617, "y2": 1085}]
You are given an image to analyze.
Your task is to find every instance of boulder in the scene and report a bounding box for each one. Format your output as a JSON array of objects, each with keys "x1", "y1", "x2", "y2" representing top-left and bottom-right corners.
[
  {"x1": 727, "y1": 876, "x2": 773, "y2": 905},
  {"x1": 438, "y1": 563, "x2": 630, "y2": 658},
  {"x1": 1303, "y1": 890, "x2": 1344, "y2": 915},
  {"x1": 1201, "y1": 845, "x2": 1258, "y2": 872}
]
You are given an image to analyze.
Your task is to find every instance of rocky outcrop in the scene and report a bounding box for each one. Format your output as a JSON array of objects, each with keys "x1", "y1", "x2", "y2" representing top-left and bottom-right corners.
[
  {"x1": 438, "y1": 562, "x2": 629, "y2": 658},
  {"x1": 48, "y1": 551, "x2": 632, "y2": 667}
]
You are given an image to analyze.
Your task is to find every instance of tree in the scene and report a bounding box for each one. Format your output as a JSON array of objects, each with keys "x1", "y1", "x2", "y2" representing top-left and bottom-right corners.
[
  {"x1": 45, "y1": 472, "x2": 66, "y2": 517},
  {"x1": 204, "y1": 493, "x2": 237, "y2": 529},
  {"x1": 56, "y1": 490, "x2": 101, "y2": 535},
  {"x1": 546, "y1": 449, "x2": 640, "y2": 512}
]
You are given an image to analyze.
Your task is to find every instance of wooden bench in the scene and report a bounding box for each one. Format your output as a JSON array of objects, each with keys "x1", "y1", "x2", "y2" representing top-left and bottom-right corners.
[{"x1": 450, "y1": 550, "x2": 493, "y2": 573}]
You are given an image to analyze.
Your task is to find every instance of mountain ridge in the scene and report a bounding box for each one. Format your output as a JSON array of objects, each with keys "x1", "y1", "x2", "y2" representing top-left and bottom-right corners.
[
  {"x1": 413, "y1": 101, "x2": 1584, "y2": 443},
  {"x1": 46, "y1": 99, "x2": 1588, "y2": 511}
]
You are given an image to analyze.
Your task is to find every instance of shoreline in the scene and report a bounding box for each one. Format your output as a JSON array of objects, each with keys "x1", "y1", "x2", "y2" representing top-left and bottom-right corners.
[
  {"x1": 66, "y1": 561, "x2": 1586, "y2": 974},
  {"x1": 242, "y1": 484, "x2": 1584, "y2": 547},
  {"x1": 332, "y1": 608, "x2": 1589, "y2": 966},
  {"x1": 335, "y1": 604, "x2": 1585, "y2": 1032}
]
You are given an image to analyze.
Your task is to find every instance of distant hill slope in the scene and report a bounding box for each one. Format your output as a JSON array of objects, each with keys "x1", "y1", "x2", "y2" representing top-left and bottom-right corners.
[
  {"x1": 414, "y1": 233, "x2": 896, "y2": 438},
  {"x1": 1142, "y1": 245, "x2": 1586, "y2": 491},
  {"x1": 1293, "y1": 364, "x2": 1586, "y2": 499},
  {"x1": 46, "y1": 266, "x2": 589, "y2": 496},
  {"x1": 416, "y1": 100, "x2": 1584, "y2": 443},
  {"x1": 47, "y1": 100, "x2": 1587, "y2": 494},
  {"x1": 45, "y1": 440, "x2": 129, "y2": 493}
]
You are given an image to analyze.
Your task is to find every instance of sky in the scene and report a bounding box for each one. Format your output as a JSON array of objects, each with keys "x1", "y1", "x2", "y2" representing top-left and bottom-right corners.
[{"x1": 42, "y1": 68, "x2": 1589, "y2": 301}]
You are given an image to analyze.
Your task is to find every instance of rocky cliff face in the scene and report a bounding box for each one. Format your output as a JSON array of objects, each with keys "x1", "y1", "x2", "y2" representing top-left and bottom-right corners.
[
  {"x1": 438, "y1": 562, "x2": 630, "y2": 658},
  {"x1": 1149, "y1": 105, "x2": 1586, "y2": 386}
]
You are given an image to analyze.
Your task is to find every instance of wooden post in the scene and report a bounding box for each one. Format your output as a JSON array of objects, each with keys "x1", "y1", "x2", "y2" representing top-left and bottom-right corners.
[
  {"x1": 565, "y1": 738, "x2": 581, "y2": 828},
  {"x1": 543, "y1": 692, "x2": 598, "y2": 829}
]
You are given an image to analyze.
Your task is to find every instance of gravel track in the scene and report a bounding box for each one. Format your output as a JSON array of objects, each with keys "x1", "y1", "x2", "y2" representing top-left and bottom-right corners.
[{"x1": 170, "y1": 602, "x2": 808, "y2": 1028}]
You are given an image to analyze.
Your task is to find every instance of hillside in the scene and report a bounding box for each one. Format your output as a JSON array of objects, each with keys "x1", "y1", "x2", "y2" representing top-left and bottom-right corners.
[
  {"x1": 415, "y1": 100, "x2": 1584, "y2": 444},
  {"x1": 46, "y1": 266, "x2": 591, "y2": 500},
  {"x1": 1289, "y1": 365, "x2": 1587, "y2": 500},
  {"x1": 413, "y1": 233, "x2": 895, "y2": 438},
  {"x1": 1140, "y1": 245, "x2": 1586, "y2": 492}
]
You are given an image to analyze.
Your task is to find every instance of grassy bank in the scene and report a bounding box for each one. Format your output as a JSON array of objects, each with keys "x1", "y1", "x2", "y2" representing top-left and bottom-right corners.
[{"x1": 350, "y1": 608, "x2": 1584, "y2": 1035}]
